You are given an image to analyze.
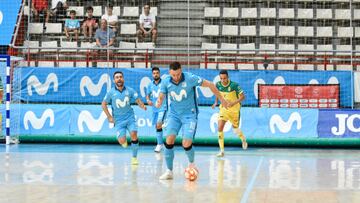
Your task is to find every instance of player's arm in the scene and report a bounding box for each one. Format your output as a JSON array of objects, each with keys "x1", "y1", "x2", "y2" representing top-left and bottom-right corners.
[
  {"x1": 145, "y1": 95, "x2": 153, "y2": 106},
  {"x1": 202, "y1": 80, "x2": 229, "y2": 109},
  {"x1": 101, "y1": 101, "x2": 114, "y2": 123},
  {"x1": 136, "y1": 98, "x2": 147, "y2": 110},
  {"x1": 229, "y1": 92, "x2": 245, "y2": 107},
  {"x1": 212, "y1": 97, "x2": 218, "y2": 109},
  {"x1": 155, "y1": 92, "x2": 165, "y2": 108}
]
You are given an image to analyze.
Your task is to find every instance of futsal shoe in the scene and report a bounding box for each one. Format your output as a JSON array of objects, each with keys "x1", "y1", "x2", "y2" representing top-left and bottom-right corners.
[
  {"x1": 216, "y1": 151, "x2": 225, "y2": 157},
  {"x1": 131, "y1": 157, "x2": 139, "y2": 165},
  {"x1": 121, "y1": 142, "x2": 128, "y2": 148},
  {"x1": 154, "y1": 144, "x2": 163, "y2": 153},
  {"x1": 242, "y1": 139, "x2": 248, "y2": 150},
  {"x1": 159, "y1": 169, "x2": 173, "y2": 180}
]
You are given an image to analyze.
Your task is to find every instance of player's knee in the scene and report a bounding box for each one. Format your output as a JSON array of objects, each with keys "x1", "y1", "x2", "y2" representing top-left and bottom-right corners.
[
  {"x1": 131, "y1": 139, "x2": 139, "y2": 144},
  {"x1": 156, "y1": 128, "x2": 162, "y2": 132},
  {"x1": 164, "y1": 142, "x2": 174, "y2": 149},
  {"x1": 183, "y1": 144, "x2": 192, "y2": 151}
]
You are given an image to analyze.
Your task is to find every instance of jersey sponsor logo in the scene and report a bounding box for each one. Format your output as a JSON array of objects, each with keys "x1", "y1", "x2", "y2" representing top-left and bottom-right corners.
[
  {"x1": 80, "y1": 74, "x2": 111, "y2": 96},
  {"x1": 269, "y1": 112, "x2": 302, "y2": 134},
  {"x1": 24, "y1": 109, "x2": 55, "y2": 130},
  {"x1": 27, "y1": 73, "x2": 58, "y2": 96},
  {"x1": 152, "y1": 89, "x2": 161, "y2": 98},
  {"x1": 140, "y1": 76, "x2": 151, "y2": 97},
  {"x1": 170, "y1": 89, "x2": 187, "y2": 102},
  {"x1": 78, "y1": 109, "x2": 113, "y2": 133},
  {"x1": 331, "y1": 114, "x2": 360, "y2": 136},
  {"x1": 116, "y1": 97, "x2": 129, "y2": 108}
]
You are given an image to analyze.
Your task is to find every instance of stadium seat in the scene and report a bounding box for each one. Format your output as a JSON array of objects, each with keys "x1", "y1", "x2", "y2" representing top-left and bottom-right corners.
[
  {"x1": 201, "y1": 43, "x2": 218, "y2": 54},
  {"x1": 241, "y1": 8, "x2": 257, "y2": 18},
  {"x1": 45, "y1": 23, "x2": 62, "y2": 34},
  {"x1": 136, "y1": 42, "x2": 155, "y2": 53},
  {"x1": 116, "y1": 62, "x2": 132, "y2": 68},
  {"x1": 134, "y1": 62, "x2": 151, "y2": 68},
  {"x1": 41, "y1": 41, "x2": 58, "y2": 52},
  {"x1": 200, "y1": 62, "x2": 217, "y2": 69},
  {"x1": 337, "y1": 27, "x2": 353, "y2": 38},
  {"x1": 239, "y1": 43, "x2": 255, "y2": 54},
  {"x1": 23, "y1": 41, "x2": 39, "y2": 53},
  {"x1": 278, "y1": 44, "x2": 295, "y2": 55},
  {"x1": 58, "y1": 62, "x2": 74, "y2": 67},
  {"x1": 259, "y1": 44, "x2": 276, "y2": 54},
  {"x1": 222, "y1": 7, "x2": 238, "y2": 18},
  {"x1": 298, "y1": 64, "x2": 315, "y2": 71},
  {"x1": 279, "y1": 8, "x2": 294, "y2": 19},
  {"x1": 92, "y1": 6, "x2": 102, "y2": 17},
  {"x1": 38, "y1": 61, "x2": 55, "y2": 67},
  {"x1": 203, "y1": 25, "x2": 219, "y2": 36},
  {"x1": 354, "y1": 9, "x2": 360, "y2": 20},
  {"x1": 356, "y1": 45, "x2": 360, "y2": 55},
  {"x1": 218, "y1": 63, "x2": 235, "y2": 70},
  {"x1": 316, "y1": 9, "x2": 332, "y2": 19},
  {"x1": 298, "y1": 26, "x2": 314, "y2": 37},
  {"x1": 19, "y1": 60, "x2": 36, "y2": 67},
  {"x1": 109, "y1": 6, "x2": 121, "y2": 16},
  {"x1": 60, "y1": 41, "x2": 78, "y2": 52},
  {"x1": 141, "y1": 7, "x2": 158, "y2": 16},
  {"x1": 220, "y1": 43, "x2": 237, "y2": 54},
  {"x1": 238, "y1": 64, "x2": 255, "y2": 70},
  {"x1": 204, "y1": 7, "x2": 220, "y2": 18},
  {"x1": 355, "y1": 27, "x2": 360, "y2": 37},
  {"x1": 80, "y1": 42, "x2": 96, "y2": 52},
  {"x1": 298, "y1": 44, "x2": 314, "y2": 55},
  {"x1": 28, "y1": 23, "x2": 43, "y2": 34},
  {"x1": 335, "y1": 9, "x2": 351, "y2": 20},
  {"x1": 97, "y1": 62, "x2": 114, "y2": 68},
  {"x1": 24, "y1": 6, "x2": 30, "y2": 16},
  {"x1": 258, "y1": 63, "x2": 274, "y2": 70},
  {"x1": 318, "y1": 64, "x2": 334, "y2": 71},
  {"x1": 123, "y1": 7, "x2": 139, "y2": 17},
  {"x1": 297, "y1": 9, "x2": 313, "y2": 19},
  {"x1": 76, "y1": 61, "x2": 92, "y2": 67},
  {"x1": 120, "y1": 24, "x2": 137, "y2": 35},
  {"x1": 222, "y1": 25, "x2": 238, "y2": 36},
  {"x1": 316, "y1": 44, "x2": 333, "y2": 55},
  {"x1": 260, "y1": 8, "x2": 276, "y2": 18},
  {"x1": 259, "y1": 26, "x2": 275, "y2": 36},
  {"x1": 278, "y1": 64, "x2": 295, "y2": 70},
  {"x1": 240, "y1": 26, "x2": 256, "y2": 36},
  {"x1": 68, "y1": 6, "x2": 84, "y2": 16},
  {"x1": 279, "y1": 26, "x2": 295, "y2": 37},
  {"x1": 317, "y1": 27, "x2": 333, "y2": 37},
  {"x1": 118, "y1": 41, "x2": 136, "y2": 53},
  {"x1": 336, "y1": 45, "x2": 352, "y2": 55},
  {"x1": 336, "y1": 65, "x2": 353, "y2": 71}
]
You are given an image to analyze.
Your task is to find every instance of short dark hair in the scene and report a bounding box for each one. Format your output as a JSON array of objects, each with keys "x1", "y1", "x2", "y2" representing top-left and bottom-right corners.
[
  {"x1": 107, "y1": 4, "x2": 113, "y2": 9},
  {"x1": 113, "y1": 71, "x2": 123, "y2": 78},
  {"x1": 152, "y1": 67, "x2": 160, "y2": 72},
  {"x1": 169, "y1": 62, "x2": 181, "y2": 70},
  {"x1": 219, "y1": 70, "x2": 228, "y2": 76},
  {"x1": 70, "y1": 10, "x2": 76, "y2": 15},
  {"x1": 144, "y1": 3, "x2": 151, "y2": 8},
  {"x1": 86, "y1": 6, "x2": 93, "y2": 12}
]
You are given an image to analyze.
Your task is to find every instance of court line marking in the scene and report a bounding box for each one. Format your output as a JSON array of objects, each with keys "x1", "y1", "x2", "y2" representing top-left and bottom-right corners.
[{"x1": 240, "y1": 156, "x2": 264, "y2": 203}]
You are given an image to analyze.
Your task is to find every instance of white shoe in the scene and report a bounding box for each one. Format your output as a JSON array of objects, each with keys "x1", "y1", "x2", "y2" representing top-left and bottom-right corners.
[
  {"x1": 242, "y1": 139, "x2": 248, "y2": 150},
  {"x1": 154, "y1": 144, "x2": 163, "y2": 153},
  {"x1": 216, "y1": 151, "x2": 224, "y2": 157},
  {"x1": 159, "y1": 169, "x2": 173, "y2": 180}
]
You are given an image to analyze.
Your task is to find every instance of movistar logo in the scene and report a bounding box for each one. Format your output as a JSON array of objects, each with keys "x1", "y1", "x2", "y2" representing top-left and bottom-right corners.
[
  {"x1": 170, "y1": 89, "x2": 187, "y2": 101},
  {"x1": 0, "y1": 11, "x2": 3, "y2": 25},
  {"x1": 78, "y1": 109, "x2": 113, "y2": 133},
  {"x1": 27, "y1": 73, "x2": 58, "y2": 96},
  {"x1": 269, "y1": 112, "x2": 302, "y2": 134},
  {"x1": 116, "y1": 97, "x2": 129, "y2": 108},
  {"x1": 23, "y1": 109, "x2": 55, "y2": 130},
  {"x1": 152, "y1": 89, "x2": 161, "y2": 98},
  {"x1": 140, "y1": 76, "x2": 151, "y2": 97},
  {"x1": 209, "y1": 113, "x2": 233, "y2": 133},
  {"x1": 80, "y1": 74, "x2": 111, "y2": 96}
]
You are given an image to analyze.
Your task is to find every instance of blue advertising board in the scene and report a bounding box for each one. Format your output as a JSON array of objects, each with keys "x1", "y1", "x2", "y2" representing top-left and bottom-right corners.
[{"x1": 0, "y1": 1, "x2": 22, "y2": 45}]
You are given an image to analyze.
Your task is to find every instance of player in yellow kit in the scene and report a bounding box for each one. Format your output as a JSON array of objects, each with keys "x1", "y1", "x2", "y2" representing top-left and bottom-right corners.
[{"x1": 212, "y1": 70, "x2": 247, "y2": 157}]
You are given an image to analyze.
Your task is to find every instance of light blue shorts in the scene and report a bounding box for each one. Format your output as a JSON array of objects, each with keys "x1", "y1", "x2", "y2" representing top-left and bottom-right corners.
[
  {"x1": 152, "y1": 111, "x2": 167, "y2": 126},
  {"x1": 164, "y1": 113, "x2": 197, "y2": 141},
  {"x1": 115, "y1": 115, "x2": 137, "y2": 138}
]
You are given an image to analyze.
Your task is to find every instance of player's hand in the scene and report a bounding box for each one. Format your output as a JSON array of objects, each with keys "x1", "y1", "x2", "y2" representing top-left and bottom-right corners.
[
  {"x1": 155, "y1": 100, "x2": 161, "y2": 108},
  {"x1": 108, "y1": 116, "x2": 114, "y2": 123},
  {"x1": 211, "y1": 103, "x2": 217, "y2": 109},
  {"x1": 147, "y1": 100, "x2": 153, "y2": 106},
  {"x1": 220, "y1": 98, "x2": 229, "y2": 109},
  {"x1": 142, "y1": 105, "x2": 147, "y2": 111},
  {"x1": 228, "y1": 101, "x2": 237, "y2": 108}
]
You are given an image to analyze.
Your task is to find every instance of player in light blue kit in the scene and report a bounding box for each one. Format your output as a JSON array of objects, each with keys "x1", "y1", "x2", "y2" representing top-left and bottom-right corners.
[
  {"x1": 146, "y1": 67, "x2": 167, "y2": 153},
  {"x1": 102, "y1": 71, "x2": 147, "y2": 165},
  {"x1": 155, "y1": 62, "x2": 229, "y2": 180}
]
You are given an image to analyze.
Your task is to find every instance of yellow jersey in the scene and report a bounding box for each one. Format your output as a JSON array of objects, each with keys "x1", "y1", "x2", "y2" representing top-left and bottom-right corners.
[{"x1": 216, "y1": 80, "x2": 244, "y2": 113}]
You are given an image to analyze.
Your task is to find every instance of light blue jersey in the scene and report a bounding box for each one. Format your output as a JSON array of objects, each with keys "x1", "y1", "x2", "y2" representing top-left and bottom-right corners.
[
  {"x1": 160, "y1": 72, "x2": 203, "y2": 116},
  {"x1": 65, "y1": 19, "x2": 80, "y2": 29},
  {"x1": 103, "y1": 86, "x2": 139, "y2": 121},
  {"x1": 146, "y1": 79, "x2": 167, "y2": 113}
]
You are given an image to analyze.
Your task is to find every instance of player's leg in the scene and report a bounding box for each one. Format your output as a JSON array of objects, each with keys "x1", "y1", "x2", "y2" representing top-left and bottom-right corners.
[
  {"x1": 182, "y1": 115, "x2": 198, "y2": 169},
  {"x1": 128, "y1": 116, "x2": 139, "y2": 165},
  {"x1": 230, "y1": 112, "x2": 247, "y2": 150},
  {"x1": 116, "y1": 122, "x2": 128, "y2": 148},
  {"x1": 154, "y1": 111, "x2": 166, "y2": 152},
  {"x1": 217, "y1": 111, "x2": 228, "y2": 157},
  {"x1": 159, "y1": 114, "x2": 181, "y2": 180}
]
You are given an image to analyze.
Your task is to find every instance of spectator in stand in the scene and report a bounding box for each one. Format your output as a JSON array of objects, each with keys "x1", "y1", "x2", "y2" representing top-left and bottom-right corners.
[
  {"x1": 64, "y1": 10, "x2": 80, "y2": 41},
  {"x1": 47, "y1": 0, "x2": 69, "y2": 24},
  {"x1": 101, "y1": 4, "x2": 118, "y2": 33},
  {"x1": 82, "y1": 6, "x2": 98, "y2": 42},
  {"x1": 95, "y1": 19, "x2": 115, "y2": 54},
  {"x1": 137, "y1": 3, "x2": 157, "y2": 45},
  {"x1": 31, "y1": 0, "x2": 50, "y2": 25}
]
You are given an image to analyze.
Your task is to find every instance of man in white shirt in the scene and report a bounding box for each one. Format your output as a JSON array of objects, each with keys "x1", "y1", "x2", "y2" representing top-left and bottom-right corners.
[
  {"x1": 137, "y1": 4, "x2": 157, "y2": 44},
  {"x1": 101, "y1": 4, "x2": 118, "y2": 33}
]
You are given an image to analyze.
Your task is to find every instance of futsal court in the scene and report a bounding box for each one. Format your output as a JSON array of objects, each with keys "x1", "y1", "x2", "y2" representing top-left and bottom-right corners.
[{"x1": 0, "y1": 144, "x2": 359, "y2": 203}]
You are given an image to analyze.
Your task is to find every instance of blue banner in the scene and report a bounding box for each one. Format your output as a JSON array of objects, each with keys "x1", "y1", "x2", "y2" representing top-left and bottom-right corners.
[
  {"x1": 0, "y1": 1, "x2": 22, "y2": 45},
  {"x1": 13, "y1": 67, "x2": 354, "y2": 107},
  {"x1": 318, "y1": 109, "x2": 360, "y2": 138}
]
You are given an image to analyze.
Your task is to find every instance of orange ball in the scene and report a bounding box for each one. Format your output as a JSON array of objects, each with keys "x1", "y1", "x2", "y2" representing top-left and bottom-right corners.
[{"x1": 184, "y1": 167, "x2": 199, "y2": 181}]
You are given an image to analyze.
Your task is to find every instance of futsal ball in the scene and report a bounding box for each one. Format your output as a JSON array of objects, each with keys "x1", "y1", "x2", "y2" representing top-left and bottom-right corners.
[{"x1": 184, "y1": 167, "x2": 199, "y2": 181}]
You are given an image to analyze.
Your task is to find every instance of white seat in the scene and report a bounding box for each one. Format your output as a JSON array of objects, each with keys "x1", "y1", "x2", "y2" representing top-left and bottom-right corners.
[
  {"x1": 97, "y1": 62, "x2": 114, "y2": 68},
  {"x1": 68, "y1": 6, "x2": 84, "y2": 16},
  {"x1": 76, "y1": 61, "x2": 92, "y2": 67},
  {"x1": 355, "y1": 27, "x2": 360, "y2": 37},
  {"x1": 337, "y1": 27, "x2": 353, "y2": 38},
  {"x1": 298, "y1": 44, "x2": 314, "y2": 55},
  {"x1": 120, "y1": 24, "x2": 137, "y2": 35},
  {"x1": 317, "y1": 27, "x2": 333, "y2": 37},
  {"x1": 38, "y1": 61, "x2": 55, "y2": 67},
  {"x1": 260, "y1": 8, "x2": 276, "y2": 18},
  {"x1": 336, "y1": 45, "x2": 352, "y2": 55},
  {"x1": 222, "y1": 25, "x2": 238, "y2": 36},
  {"x1": 278, "y1": 44, "x2": 295, "y2": 55},
  {"x1": 298, "y1": 64, "x2": 314, "y2": 71},
  {"x1": 223, "y1": 7, "x2": 238, "y2": 18},
  {"x1": 92, "y1": 6, "x2": 102, "y2": 17},
  {"x1": 136, "y1": 42, "x2": 155, "y2": 53},
  {"x1": 336, "y1": 65, "x2": 352, "y2": 71},
  {"x1": 201, "y1": 43, "x2": 218, "y2": 54},
  {"x1": 123, "y1": 7, "x2": 139, "y2": 17},
  {"x1": 356, "y1": 45, "x2": 360, "y2": 55},
  {"x1": 29, "y1": 23, "x2": 43, "y2": 34},
  {"x1": 24, "y1": 6, "x2": 30, "y2": 15},
  {"x1": 260, "y1": 26, "x2": 275, "y2": 36},
  {"x1": 354, "y1": 9, "x2": 360, "y2": 20},
  {"x1": 60, "y1": 41, "x2": 77, "y2": 52},
  {"x1": 279, "y1": 8, "x2": 294, "y2": 19},
  {"x1": 80, "y1": 42, "x2": 96, "y2": 52},
  {"x1": 218, "y1": 63, "x2": 235, "y2": 70},
  {"x1": 316, "y1": 9, "x2": 332, "y2": 19},
  {"x1": 335, "y1": 9, "x2": 351, "y2": 20},
  {"x1": 240, "y1": 26, "x2": 256, "y2": 36},
  {"x1": 110, "y1": 6, "x2": 121, "y2": 16},
  {"x1": 23, "y1": 41, "x2": 39, "y2": 53},
  {"x1": 200, "y1": 63, "x2": 217, "y2": 69},
  {"x1": 203, "y1": 25, "x2": 219, "y2": 36},
  {"x1": 279, "y1": 26, "x2": 295, "y2": 37},
  {"x1": 220, "y1": 43, "x2": 237, "y2": 54},
  {"x1": 141, "y1": 7, "x2": 158, "y2": 16},
  {"x1": 19, "y1": 60, "x2": 36, "y2": 67},
  {"x1": 278, "y1": 64, "x2": 295, "y2": 70},
  {"x1": 298, "y1": 27, "x2": 314, "y2": 37},
  {"x1": 258, "y1": 63, "x2": 274, "y2": 70},
  {"x1": 118, "y1": 41, "x2": 136, "y2": 53},
  {"x1": 134, "y1": 62, "x2": 151, "y2": 68},
  {"x1": 41, "y1": 41, "x2": 58, "y2": 52},
  {"x1": 317, "y1": 44, "x2": 333, "y2": 55},
  {"x1": 116, "y1": 62, "x2": 132, "y2": 68},
  {"x1": 238, "y1": 64, "x2": 255, "y2": 70},
  {"x1": 45, "y1": 23, "x2": 62, "y2": 34},
  {"x1": 297, "y1": 9, "x2": 313, "y2": 19},
  {"x1": 259, "y1": 44, "x2": 275, "y2": 54},
  {"x1": 241, "y1": 8, "x2": 257, "y2": 18},
  {"x1": 204, "y1": 7, "x2": 220, "y2": 18},
  {"x1": 318, "y1": 64, "x2": 334, "y2": 71},
  {"x1": 58, "y1": 62, "x2": 74, "y2": 67},
  {"x1": 239, "y1": 43, "x2": 255, "y2": 54}
]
